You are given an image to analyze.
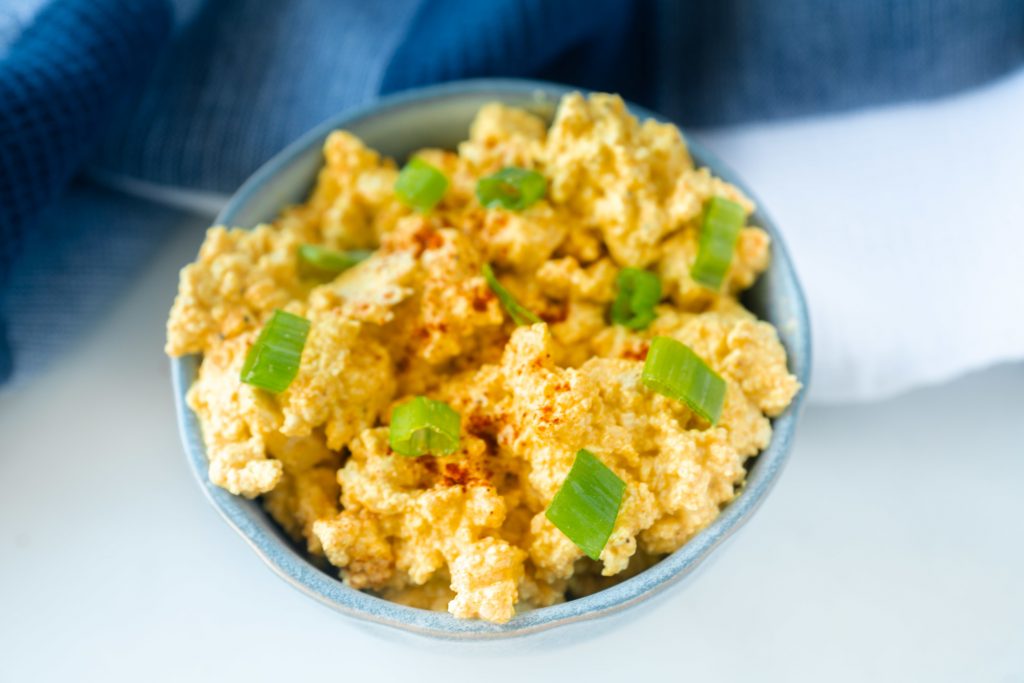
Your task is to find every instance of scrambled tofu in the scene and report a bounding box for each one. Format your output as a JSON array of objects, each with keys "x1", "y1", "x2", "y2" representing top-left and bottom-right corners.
[{"x1": 167, "y1": 93, "x2": 800, "y2": 623}]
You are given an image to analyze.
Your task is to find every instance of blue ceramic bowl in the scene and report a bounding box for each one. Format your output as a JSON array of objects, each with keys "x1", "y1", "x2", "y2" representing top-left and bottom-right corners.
[{"x1": 171, "y1": 79, "x2": 811, "y2": 641}]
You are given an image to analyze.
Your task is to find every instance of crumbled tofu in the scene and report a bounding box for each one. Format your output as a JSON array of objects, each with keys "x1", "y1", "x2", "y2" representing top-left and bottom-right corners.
[{"x1": 167, "y1": 92, "x2": 800, "y2": 623}]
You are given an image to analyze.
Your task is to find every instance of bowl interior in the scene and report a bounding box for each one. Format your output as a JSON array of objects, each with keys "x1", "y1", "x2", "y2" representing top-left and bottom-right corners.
[{"x1": 172, "y1": 79, "x2": 811, "y2": 640}]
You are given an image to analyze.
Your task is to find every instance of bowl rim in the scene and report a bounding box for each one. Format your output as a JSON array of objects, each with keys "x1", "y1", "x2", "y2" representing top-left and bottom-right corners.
[{"x1": 171, "y1": 77, "x2": 812, "y2": 640}]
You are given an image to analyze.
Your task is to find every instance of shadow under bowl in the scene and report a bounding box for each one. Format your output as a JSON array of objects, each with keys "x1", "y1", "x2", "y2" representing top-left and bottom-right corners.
[{"x1": 171, "y1": 78, "x2": 812, "y2": 642}]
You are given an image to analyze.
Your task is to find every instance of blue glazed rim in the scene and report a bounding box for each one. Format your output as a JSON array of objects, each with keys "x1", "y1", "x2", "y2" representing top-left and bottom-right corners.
[{"x1": 171, "y1": 78, "x2": 812, "y2": 640}]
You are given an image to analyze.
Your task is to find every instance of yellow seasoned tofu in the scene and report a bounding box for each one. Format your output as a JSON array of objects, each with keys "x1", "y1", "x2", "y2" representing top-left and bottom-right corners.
[{"x1": 166, "y1": 92, "x2": 800, "y2": 624}]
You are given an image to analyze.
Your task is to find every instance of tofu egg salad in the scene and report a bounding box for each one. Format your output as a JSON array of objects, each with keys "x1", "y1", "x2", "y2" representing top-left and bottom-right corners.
[{"x1": 166, "y1": 92, "x2": 800, "y2": 623}]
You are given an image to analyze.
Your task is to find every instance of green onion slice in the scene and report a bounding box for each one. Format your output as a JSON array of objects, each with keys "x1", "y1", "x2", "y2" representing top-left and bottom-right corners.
[
  {"x1": 298, "y1": 244, "x2": 372, "y2": 278},
  {"x1": 476, "y1": 167, "x2": 547, "y2": 211},
  {"x1": 482, "y1": 263, "x2": 541, "y2": 326},
  {"x1": 610, "y1": 267, "x2": 661, "y2": 330},
  {"x1": 394, "y1": 157, "x2": 448, "y2": 211},
  {"x1": 545, "y1": 449, "x2": 626, "y2": 560},
  {"x1": 240, "y1": 310, "x2": 311, "y2": 393},
  {"x1": 642, "y1": 336, "x2": 726, "y2": 424},
  {"x1": 389, "y1": 396, "x2": 461, "y2": 457},
  {"x1": 690, "y1": 196, "x2": 746, "y2": 290}
]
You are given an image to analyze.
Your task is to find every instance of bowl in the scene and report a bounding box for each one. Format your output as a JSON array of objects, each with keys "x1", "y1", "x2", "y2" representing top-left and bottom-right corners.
[{"x1": 171, "y1": 78, "x2": 812, "y2": 641}]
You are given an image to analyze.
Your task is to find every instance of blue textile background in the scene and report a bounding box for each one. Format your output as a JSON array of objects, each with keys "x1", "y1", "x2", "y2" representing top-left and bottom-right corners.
[{"x1": 0, "y1": 0, "x2": 1022, "y2": 384}]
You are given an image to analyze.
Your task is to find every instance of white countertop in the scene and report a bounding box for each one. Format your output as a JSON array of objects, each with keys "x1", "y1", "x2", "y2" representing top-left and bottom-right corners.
[{"x1": 2, "y1": 212, "x2": 1022, "y2": 681}]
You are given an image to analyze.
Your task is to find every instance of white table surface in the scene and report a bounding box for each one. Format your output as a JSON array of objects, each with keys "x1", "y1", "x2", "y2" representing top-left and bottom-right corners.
[{"x1": 2, "y1": 211, "x2": 1022, "y2": 682}]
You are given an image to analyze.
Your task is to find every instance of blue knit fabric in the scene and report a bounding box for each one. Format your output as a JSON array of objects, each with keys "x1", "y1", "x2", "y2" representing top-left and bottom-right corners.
[
  {"x1": 655, "y1": 0, "x2": 1024, "y2": 125},
  {"x1": 0, "y1": 0, "x2": 173, "y2": 383},
  {"x1": 0, "y1": 0, "x2": 1022, "y2": 384},
  {"x1": 0, "y1": 0, "x2": 172, "y2": 278},
  {"x1": 87, "y1": 0, "x2": 644, "y2": 195},
  {"x1": 0, "y1": 181, "x2": 194, "y2": 380}
]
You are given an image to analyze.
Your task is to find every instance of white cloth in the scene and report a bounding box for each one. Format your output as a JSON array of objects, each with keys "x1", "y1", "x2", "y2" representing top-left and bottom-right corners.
[{"x1": 697, "y1": 67, "x2": 1024, "y2": 403}]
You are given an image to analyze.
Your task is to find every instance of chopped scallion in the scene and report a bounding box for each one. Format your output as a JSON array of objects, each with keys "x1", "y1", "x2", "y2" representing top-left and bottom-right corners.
[
  {"x1": 240, "y1": 310, "x2": 310, "y2": 393},
  {"x1": 642, "y1": 336, "x2": 726, "y2": 424},
  {"x1": 482, "y1": 263, "x2": 541, "y2": 326},
  {"x1": 476, "y1": 167, "x2": 547, "y2": 211},
  {"x1": 545, "y1": 449, "x2": 625, "y2": 560},
  {"x1": 298, "y1": 244, "x2": 372, "y2": 278},
  {"x1": 690, "y1": 196, "x2": 745, "y2": 290},
  {"x1": 389, "y1": 396, "x2": 461, "y2": 457},
  {"x1": 394, "y1": 158, "x2": 448, "y2": 211},
  {"x1": 610, "y1": 267, "x2": 661, "y2": 330}
]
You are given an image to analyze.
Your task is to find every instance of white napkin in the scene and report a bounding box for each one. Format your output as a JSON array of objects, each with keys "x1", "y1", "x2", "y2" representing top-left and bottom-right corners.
[{"x1": 696, "y1": 68, "x2": 1024, "y2": 403}]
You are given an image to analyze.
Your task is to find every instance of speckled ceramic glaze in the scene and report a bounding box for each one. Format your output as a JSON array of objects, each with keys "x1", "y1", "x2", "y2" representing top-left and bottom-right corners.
[{"x1": 171, "y1": 79, "x2": 812, "y2": 642}]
